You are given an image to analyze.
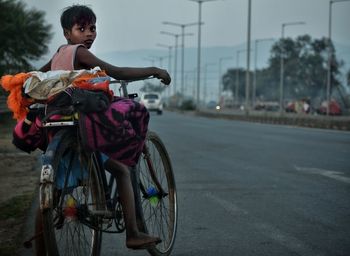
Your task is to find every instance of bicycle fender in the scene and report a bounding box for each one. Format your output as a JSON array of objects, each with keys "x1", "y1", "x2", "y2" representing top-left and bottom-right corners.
[{"x1": 40, "y1": 129, "x2": 71, "y2": 210}]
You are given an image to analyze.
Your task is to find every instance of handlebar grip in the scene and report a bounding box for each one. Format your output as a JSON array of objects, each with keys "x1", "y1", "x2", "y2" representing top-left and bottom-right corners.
[{"x1": 110, "y1": 76, "x2": 155, "y2": 84}]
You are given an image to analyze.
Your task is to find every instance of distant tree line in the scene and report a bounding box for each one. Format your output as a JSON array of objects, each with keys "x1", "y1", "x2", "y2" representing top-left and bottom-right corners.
[
  {"x1": 222, "y1": 35, "x2": 344, "y2": 104},
  {"x1": 0, "y1": 0, "x2": 52, "y2": 95}
]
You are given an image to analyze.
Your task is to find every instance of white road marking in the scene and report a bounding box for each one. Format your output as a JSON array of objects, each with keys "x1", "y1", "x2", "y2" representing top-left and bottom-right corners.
[
  {"x1": 294, "y1": 165, "x2": 350, "y2": 184},
  {"x1": 204, "y1": 192, "x2": 325, "y2": 256},
  {"x1": 205, "y1": 191, "x2": 249, "y2": 216}
]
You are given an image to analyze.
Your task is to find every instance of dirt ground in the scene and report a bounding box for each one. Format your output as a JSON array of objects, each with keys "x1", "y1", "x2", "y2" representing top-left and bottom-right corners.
[{"x1": 0, "y1": 116, "x2": 39, "y2": 255}]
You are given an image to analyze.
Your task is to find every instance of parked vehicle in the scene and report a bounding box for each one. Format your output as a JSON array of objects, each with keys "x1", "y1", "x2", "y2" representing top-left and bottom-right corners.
[
  {"x1": 207, "y1": 100, "x2": 220, "y2": 110},
  {"x1": 285, "y1": 99, "x2": 311, "y2": 114},
  {"x1": 254, "y1": 101, "x2": 279, "y2": 111},
  {"x1": 317, "y1": 99, "x2": 342, "y2": 115},
  {"x1": 140, "y1": 92, "x2": 163, "y2": 115}
]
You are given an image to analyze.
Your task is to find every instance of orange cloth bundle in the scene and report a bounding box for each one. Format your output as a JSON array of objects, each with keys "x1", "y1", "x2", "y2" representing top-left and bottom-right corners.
[
  {"x1": 1, "y1": 73, "x2": 32, "y2": 120},
  {"x1": 72, "y1": 71, "x2": 114, "y2": 99},
  {"x1": 0, "y1": 69, "x2": 114, "y2": 120}
]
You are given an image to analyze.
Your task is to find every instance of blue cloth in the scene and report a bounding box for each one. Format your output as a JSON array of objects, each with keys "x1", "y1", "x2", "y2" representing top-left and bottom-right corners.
[
  {"x1": 100, "y1": 153, "x2": 109, "y2": 163},
  {"x1": 55, "y1": 152, "x2": 109, "y2": 189}
]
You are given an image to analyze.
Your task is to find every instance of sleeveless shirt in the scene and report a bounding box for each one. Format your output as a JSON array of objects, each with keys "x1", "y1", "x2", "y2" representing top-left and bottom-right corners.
[{"x1": 51, "y1": 44, "x2": 85, "y2": 70}]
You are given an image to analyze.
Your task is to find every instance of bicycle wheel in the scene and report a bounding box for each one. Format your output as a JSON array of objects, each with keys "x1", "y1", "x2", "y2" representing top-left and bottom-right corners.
[
  {"x1": 135, "y1": 131, "x2": 177, "y2": 256},
  {"x1": 41, "y1": 132, "x2": 104, "y2": 256}
]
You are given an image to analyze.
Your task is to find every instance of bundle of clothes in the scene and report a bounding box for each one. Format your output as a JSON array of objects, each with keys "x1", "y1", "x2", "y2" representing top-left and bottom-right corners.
[{"x1": 1, "y1": 67, "x2": 112, "y2": 120}]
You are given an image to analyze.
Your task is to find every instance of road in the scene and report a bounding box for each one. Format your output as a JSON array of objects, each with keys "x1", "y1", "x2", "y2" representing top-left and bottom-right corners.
[{"x1": 101, "y1": 111, "x2": 350, "y2": 256}]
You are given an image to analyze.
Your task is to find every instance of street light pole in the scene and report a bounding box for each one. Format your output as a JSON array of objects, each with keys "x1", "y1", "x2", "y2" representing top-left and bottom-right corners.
[
  {"x1": 163, "y1": 21, "x2": 197, "y2": 96},
  {"x1": 279, "y1": 21, "x2": 305, "y2": 114},
  {"x1": 157, "y1": 44, "x2": 173, "y2": 99},
  {"x1": 143, "y1": 57, "x2": 155, "y2": 66},
  {"x1": 327, "y1": 0, "x2": 350, "y2": 115},
  {"x1": 218, "y1": 56, "x2": 233, "y2": 103},
  {"x1": 189, "y1": 0, "x2": 220, "y2": 108},
  {"x1": 161, "y1": 31, "x2": 193, "y2": 95},
  {"x1": 253, "y1": 38, "x2": 274, "y2": 108},
  {"x1": 160, "y1": 31, "x2": 180, "y2": 95},
  {"x1": 236, "y1": 49, "x2": 246, "y2": 106},
  {"x1": 204, "y1": 63, "x2": 215, "y2": 104},
  {"x1": 156, "y1": 43, "x2": 173, "y2": 76},
  {"x1": 245, "y1": 0, "x2": 252, "y2": 114},
  {"x1": 150, "y1": 55, "x2": 167, "y2": 68}
]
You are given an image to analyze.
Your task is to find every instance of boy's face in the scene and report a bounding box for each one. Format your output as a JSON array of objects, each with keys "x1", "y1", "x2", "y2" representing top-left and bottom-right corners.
[{"x1": 64, "y1": 22, "x2": 96, "y2": 49}]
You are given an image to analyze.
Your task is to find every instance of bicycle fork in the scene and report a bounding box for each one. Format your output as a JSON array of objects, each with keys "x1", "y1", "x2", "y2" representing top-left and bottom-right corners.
[
  {"x1": 40, "y1": 164, "x2": 54, "y2": 210},
  {"x1": 39, "y1": 129, "x2": 68, "y2": 211},
  {"x1": 142, "y1": 146, "x2": 167, "y2": 197}
]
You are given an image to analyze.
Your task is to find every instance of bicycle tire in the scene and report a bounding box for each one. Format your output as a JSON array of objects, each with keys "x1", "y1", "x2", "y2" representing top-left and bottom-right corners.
[
  {"x1": 41, "y1": 132, "x2": 104, "y2": 256},
  {"x1": 135, "y1": 131, "x2": 177, "y2": 256}
]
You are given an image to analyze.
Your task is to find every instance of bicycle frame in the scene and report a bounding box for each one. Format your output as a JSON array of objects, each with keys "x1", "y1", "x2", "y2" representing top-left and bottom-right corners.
[
  {"x1": 39, "y1": 77, "x2": 160, "y2": 226},
  {"x1": 37, "y1": 77, "x2": 177, "y2": 255}
]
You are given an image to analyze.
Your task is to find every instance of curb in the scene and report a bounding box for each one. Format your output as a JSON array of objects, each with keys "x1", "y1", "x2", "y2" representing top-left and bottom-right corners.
[{"x1": 172, "y1": 109, "x2": 350, "y2": 131}]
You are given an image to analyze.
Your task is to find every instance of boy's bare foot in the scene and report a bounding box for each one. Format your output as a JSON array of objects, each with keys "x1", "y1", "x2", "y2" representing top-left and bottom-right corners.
[{"x1": 126, "y1": 232, "x2": 161, "y2": 250}]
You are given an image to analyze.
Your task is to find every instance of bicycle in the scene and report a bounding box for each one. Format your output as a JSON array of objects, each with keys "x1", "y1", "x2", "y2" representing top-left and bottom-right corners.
[{"x1": 37, "y1": 78, "x2": 177, "y2": 256}]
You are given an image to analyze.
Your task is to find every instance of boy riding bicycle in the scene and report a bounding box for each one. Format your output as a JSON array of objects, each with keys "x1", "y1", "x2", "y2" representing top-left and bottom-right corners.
[{"x1": 11, "y1": 4, "x2": 171, "y2": 253}]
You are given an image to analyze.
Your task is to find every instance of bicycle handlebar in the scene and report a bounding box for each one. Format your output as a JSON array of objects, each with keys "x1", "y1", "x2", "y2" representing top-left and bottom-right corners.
[{"x1": 109, "y1": 75, "x2": 155, "y2": 84}]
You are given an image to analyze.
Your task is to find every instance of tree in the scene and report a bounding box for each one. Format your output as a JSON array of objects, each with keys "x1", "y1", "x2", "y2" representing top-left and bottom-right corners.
[
  {"x1": 221, "y1": 35, "x2": 343, "y2": 103},
  {"x1": 0, "y1": 0, "x2": 52, "y2": 76},
  {"x1": 222, "y1": 68, "x2": 250, "y2": 104},
  {"x1": 267, "y1": 35, "x2": 342, "y2": 100},
  {"x1": 139, "y1": 81, "x2": 166, "y2": 93}
]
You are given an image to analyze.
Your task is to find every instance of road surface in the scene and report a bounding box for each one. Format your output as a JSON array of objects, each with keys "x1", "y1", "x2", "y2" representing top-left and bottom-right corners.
[{"x1": 101, "y1": 111, "x2": 350, "y2": 256}]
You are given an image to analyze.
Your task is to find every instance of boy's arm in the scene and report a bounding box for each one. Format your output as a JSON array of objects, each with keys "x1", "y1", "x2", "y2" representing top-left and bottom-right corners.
[
  {"x1": 39, "y1": 60, "x2": 51, "y2": 72},
  {"x1": 75, "y1": 47, "x2": 171, "y2": 85}
]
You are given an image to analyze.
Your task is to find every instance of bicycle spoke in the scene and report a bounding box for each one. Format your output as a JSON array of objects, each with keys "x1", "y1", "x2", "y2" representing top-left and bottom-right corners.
[
  {"x1": 135, "y1": 131, "x2": 177, "y2": 255},
  {"x1": 42, "y1": 135, "x2": 103, "y2": 256}
]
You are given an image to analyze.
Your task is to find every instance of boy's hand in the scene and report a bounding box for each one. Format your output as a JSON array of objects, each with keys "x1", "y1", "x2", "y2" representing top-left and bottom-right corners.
[
  {"x1": 25, "y1": 108, "x2": 39, "y2": 123},
  {"x1": 154, "y1": 68, "x2": 171, "y2": 85}
]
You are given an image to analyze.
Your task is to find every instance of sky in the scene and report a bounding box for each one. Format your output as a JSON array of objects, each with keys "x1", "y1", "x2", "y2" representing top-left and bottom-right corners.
[{"x1": 24, "y1": 0, "x2": 350, "y2": 61}]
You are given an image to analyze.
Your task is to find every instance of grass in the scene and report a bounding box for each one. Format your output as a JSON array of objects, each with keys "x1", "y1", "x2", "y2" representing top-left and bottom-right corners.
[
  {"x1": 0, "y1": 114, "x2": 38, "y2": 255},
  {"x1": 0, "y1": 193, "x2": 35, "y2": 256},
  {"x1": 0, "y1": 194, "x2": 33, "y2": 219}
]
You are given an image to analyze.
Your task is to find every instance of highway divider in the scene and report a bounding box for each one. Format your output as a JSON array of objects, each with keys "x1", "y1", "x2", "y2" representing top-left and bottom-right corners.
[{"x1": 194, "y1": 109, "x2": 350, "y2": 131}]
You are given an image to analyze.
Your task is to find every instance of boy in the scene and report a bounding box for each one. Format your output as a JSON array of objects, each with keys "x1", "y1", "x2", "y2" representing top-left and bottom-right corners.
[{"x1": 35, "y1": 4, "x2": 170, "y2": 252}]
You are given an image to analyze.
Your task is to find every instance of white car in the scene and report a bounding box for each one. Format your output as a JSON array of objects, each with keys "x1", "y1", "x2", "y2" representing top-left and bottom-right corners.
[{"x1": 140, "y1": 92, "x2": 163, "y2": 115}]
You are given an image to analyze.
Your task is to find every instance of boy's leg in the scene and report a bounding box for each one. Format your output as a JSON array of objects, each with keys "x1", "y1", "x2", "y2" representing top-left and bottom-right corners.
[
  {"x1": 129, "y1": 166, "x2": 144, "y2": 229},
  {"x1": 104, "y1": 158, "x2": 161, "y2": 249}
]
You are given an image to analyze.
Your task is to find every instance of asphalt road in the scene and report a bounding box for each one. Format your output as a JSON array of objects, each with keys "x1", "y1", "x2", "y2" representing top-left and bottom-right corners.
[
  {"x1": 101, "y1": 111, "x2": 350, "y2": 256},
  {"x1": 20, "y1": 110, "x2": 350, "y2": 256}
]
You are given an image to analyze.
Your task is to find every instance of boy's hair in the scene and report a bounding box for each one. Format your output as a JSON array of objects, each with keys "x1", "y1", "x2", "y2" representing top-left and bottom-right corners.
[{"x1": 61, "y1": 5, "x2": 96, "y2": 30}]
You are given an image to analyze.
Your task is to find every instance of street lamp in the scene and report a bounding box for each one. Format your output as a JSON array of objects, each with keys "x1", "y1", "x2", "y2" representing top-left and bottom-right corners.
[
  {"x1": 327, "y1": 0, "x2": 350, "y2": 115},
  {"x1": 150, "y1": 55, "x2": 167, "y2": 68},
  {"x1": 189, "y1": 0, "x2": 221, "y2": 107},
  {"x1": 143, "y1": 57, "x2": 155, "y2": 66},
  {"x1": 157, "y1": 44, "x2": 173, "y2": 99},
  {"x1": 236, "y1": 49, "x2": 246, "y2": 106},
  {"x1": 161, "y1": 31, "x2": 193, "y2": 95},
  {"x1": 156, "y1": 43, "x2": 173, "y2": 75},
  {"x1": 218, "y1": 56, "x2": 233, "y2": 103},
  {"x1": 245, "y1": 0, "x2": 252, "y2": 114},
  {"x1": 252, "y1": 38, "x2": 274, "y2": 108},
  {"x1": 163, "y1": 21, "x2": 197, "y2": 96},
  {"x1": 204, "y1": 63, "x2": 215, "y2": 104},
  {"x1": 279, "y1": 21, "x2": 306, "y2": 113}
]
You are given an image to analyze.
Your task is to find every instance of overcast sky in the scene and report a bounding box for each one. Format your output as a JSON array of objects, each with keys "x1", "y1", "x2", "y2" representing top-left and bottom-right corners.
[{"x1": 25, "y1": 0, "x2": 350, "y2": 60}]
